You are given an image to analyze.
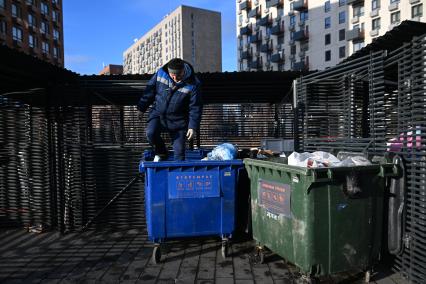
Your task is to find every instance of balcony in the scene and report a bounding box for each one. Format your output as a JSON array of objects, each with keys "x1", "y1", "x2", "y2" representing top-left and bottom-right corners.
[
  {"x1": 293, "y1": 30, "x2": 308, "y2": 41},
  {"x1": 260, "y1": 43, "x2": 272, "y2": 53},
  {"x1": 248, "y1": 7, "x2": 261, "y2": 18},
  {"x1": 52, "y1": 1, "x2": 60, "y2": 10},
  {"x1": 12, "y1": 39, "x2": 23, "y2": 48},
  {"x1": 240, "y1": 26, "x2": 252, "y2": 35},
  {"x1": 346, "y1": 0, "x2": 364, "y2": 5},
  {"x1": 271, "y1": 53, "x2": 283, "y2": 63},
  {"x1": 241, "y1": 51, "x2": 252, "y2": 60},
  {"x1": 258, "y1": 16, "x2": 272, "y2": 26},
  {"x1": 271, "y1": 24, "x2": 283, "y2": 35},
  {"x1": 239, "y1": 0, "x2": 251, "y2": 11},
  {"x1": 250, "y1": 60, "x2": 262, "y2": 69},
  {"x1": 12, "y1": 16, "x2": 24, "y2": 26},
  {"x1": 293, "y1": 0, "x2": 308, "y2": 11},
  {"x1": 28, "y1": 24, "x2": 37, "y2": 32},
  {"x1": 29, "y1": 46, "x2": 38, "y2": 55},
  {"x1": 249, "y1": 34, "x2": 261, "y2": 43},
  {"x1": 266, "y1": 0, "x2": 284, "y2": 8},
  {"x1": 346, "y1": 28, "x2": 365, "y2": 41},
  {"x1": 293, "y1": 61, "x2": 308, "y2": 71}
]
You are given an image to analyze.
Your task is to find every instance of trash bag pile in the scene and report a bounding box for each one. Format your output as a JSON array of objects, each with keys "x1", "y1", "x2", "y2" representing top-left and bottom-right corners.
[{"x1": 288, "y1": 151, "x2": 371, "y2": 168}]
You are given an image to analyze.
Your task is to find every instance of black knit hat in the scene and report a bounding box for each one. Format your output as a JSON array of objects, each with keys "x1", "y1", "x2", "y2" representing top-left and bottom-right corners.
[{"x1": 167, "y1": 58, "x2": 185, "y2": 74}]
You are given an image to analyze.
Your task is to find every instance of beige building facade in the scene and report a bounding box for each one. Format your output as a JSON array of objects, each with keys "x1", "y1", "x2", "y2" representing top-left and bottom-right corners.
[
  {"x1": 123, "y1": 5, "x2": 222, "y2": 74},
  {"x1": 237, "y1": 0, "x2": 425, "y2": 71}
]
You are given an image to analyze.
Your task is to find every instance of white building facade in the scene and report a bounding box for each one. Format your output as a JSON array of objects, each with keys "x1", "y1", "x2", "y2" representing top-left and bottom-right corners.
[
  {"x1": 237, "y1": 0, "x2": 425, "y2": 71},
  {"x1": 124, "y1": 5, "x2": 222, "y2": 74}
]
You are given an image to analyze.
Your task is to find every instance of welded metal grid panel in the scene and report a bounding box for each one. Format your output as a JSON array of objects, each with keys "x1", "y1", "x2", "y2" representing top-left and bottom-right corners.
[
  {"x1": 391, "y1": 35, "x2": 426, "y2": 284},
  {"x1": 296, "y1": 52, "x2": 383, "y2": 152},
  {"x1": 0, "y1": 100, "x2": 54, "y2": 228}
]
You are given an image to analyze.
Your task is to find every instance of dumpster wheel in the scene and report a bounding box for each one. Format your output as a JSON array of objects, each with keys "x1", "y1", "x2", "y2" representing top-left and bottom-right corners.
[
  {"x1": 251, "y1": 245, "x2": 265, "y2": 264},
  {"x1": 152, "y1": 244, "x2": 161, "y2": 264},
  {"x1": 221, "y1": 238, "x2": 229, "y2": 259}
]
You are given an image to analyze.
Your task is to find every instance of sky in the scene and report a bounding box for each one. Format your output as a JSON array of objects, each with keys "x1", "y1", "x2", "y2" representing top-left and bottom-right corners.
[{"x1": 63, "y1": 0, "x2": 237, "y2": 75}]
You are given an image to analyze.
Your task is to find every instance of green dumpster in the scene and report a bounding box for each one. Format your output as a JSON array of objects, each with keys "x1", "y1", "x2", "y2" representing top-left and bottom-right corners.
[{"x1": 244, "y1": 158, "x2": 395, "y2": 279}]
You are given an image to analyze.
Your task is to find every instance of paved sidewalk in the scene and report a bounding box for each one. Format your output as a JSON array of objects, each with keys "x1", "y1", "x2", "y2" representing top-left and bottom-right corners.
[{"x1": 0, "y1": 228, "x2": 409, "y2": 284}]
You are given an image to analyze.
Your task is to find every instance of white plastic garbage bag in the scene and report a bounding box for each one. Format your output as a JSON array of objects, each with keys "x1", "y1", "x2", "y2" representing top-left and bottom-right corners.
[{"x1": 288, "y1": 151, "x2": 371, "y2": 168}]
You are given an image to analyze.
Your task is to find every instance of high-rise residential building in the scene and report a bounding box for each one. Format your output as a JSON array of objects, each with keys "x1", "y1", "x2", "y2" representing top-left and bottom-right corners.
[
  {"x1": 0, "y1": 0, "x2": 64, "y2": 67},
  {"x1": 99, "y1": 64, "x2": 123, "y2": 75},
  {"x1": 237, "y1": 0, "x2": 425, "y2": 71},
  {"x1": 123, "y1": 5, "x2": 222, "y2": 75}
]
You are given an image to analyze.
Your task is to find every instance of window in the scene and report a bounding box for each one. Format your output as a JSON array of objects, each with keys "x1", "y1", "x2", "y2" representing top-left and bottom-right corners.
[
  {"x1": 0, "y1": 20, "x2": 6, "y2": 34},
  {"x1": 290, "y1": 2, "x2": 294, "y2": 11},
  {"x1": 353, "y1": 5, "x2": 364, "y2": 17},
  {"x1": 28, "y1": 14, "x2": 36, "y2": 27},
  {"x1": 41, "y1": 2, "x2": 49, "y2": 15},
  {"x1": 52, "y1": 0, "x2": 59, "y2": 4},
  {"x1": 290, "y1": 15, "x2": 295, "y2": 26},
  {"x1": 26, "y1": 0, "x2": 33, "y2": 4},
  {"x1": 290, "y1": 31, "x2": 294, "y2": 40},
  {"x1": 52, "y1": 10, "x2": 59, "y2": 22},
  {"x1": 0, "y1": 0, "x2": 4, "y2": 8},
  {"x1": 390, "y1": 11, "x2": 400, "y2": 24},
  {"x1": 41, "y1": 21, "x2": 49, "y2": 34},
  {"x1": 372, "y1": 0, "x2": 380, "y2": 10},
  {"x1": 339, "y1": 29, "x2": 346, "y2": 41},
  {"x1": 53, "y1": 47, "x2": 59, "y2": 58},
  {"x1": 53, "y1": 29, "x2": 59, "y2": 40},
  {"x1": 325, "y1": 17, "x2": 331, "y2": 29},
  {"x1": 42, "y1": 41, "x2": 49, "y2": 54},
  {"x1": 325, "y1": 33, "x2": 331, "y2": 45},
  {"x1": 324, "y1": 1, "x2": 331, "y2": 12},
  {"x1": 339, "y1": 0, "x2": 346, "y2": 6},
  {"x1": 390, "y1": 0, "x2": 398, "y2": 3},
  {"x1": 12, "y1": 26, "x2": 23, "y2": 42},
  {"x1": 339, "y1": 46, "x2": 346, "y2": 58},
  {"x1": 372, "y1": 18, "x2": 380, "y2": 30},
  {"x1": 339, "y1": 11, "x2": 346, "y2": 24},
  {"x1": 291, "y1": 45, "x2": 296, "y2": 55},
  {"x1": 353, "y1": 41, "x2": 364, "y2": 52},
  {"x1": 412, "y1": 4, "x2": 423, "y2": 18},
  {"x1": 325, "y1": 50, "x2": 331, "y2": 61},
  {"x1": 29, "y1": 34, "x2": 37, "y2": 48},
  {"x1": 12, "y1": 4, "x2": 22, "y2": 18}
]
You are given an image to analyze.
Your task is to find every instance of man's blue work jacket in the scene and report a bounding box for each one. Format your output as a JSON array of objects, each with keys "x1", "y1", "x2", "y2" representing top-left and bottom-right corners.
[{"x1": 137, "y1": 62, "x2": 203, "y2": 131}]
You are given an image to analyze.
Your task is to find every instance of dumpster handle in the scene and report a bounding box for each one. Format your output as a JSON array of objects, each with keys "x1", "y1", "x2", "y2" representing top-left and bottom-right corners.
[{"x1": 388, "y1": 155, "x2": 406, "y2": 255}]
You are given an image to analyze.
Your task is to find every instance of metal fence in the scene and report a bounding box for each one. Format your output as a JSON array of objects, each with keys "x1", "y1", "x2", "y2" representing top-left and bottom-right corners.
[
  {"x1": 0, "y1": 75, "x2": 295, "y2": 233},
  {"x1": 295, "y1": 34, "x2": 426, "y2": 284}
]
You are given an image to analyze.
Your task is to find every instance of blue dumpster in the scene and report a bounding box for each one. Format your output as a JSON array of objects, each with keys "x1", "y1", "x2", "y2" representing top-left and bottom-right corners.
[{"x1": 139, "y1": 152, "x2": 244, "y2": 263}]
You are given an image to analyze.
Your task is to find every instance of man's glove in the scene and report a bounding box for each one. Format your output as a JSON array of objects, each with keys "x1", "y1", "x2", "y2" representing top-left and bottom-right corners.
[{"x1": 186, "y1": 129, "x2": 194, "y2": 140}]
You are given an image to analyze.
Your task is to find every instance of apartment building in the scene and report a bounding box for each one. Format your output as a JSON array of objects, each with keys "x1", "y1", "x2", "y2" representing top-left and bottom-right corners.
[
  {"x1": 99, "y1": 64, "x2": 123, "y2": 75},
  {"x1": 123, "y1": 5, "x2": 222, "y2": 74},
  {"x1": 237, "y1": 0, "x2": 424, "y2": 71},
  {"x1": 0, "y1": 0, "x2": 64, "y2": 67}
]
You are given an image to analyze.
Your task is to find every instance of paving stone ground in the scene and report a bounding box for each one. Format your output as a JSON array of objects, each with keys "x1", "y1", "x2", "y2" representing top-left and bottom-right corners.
[{"x1": 0, "y1": 228, "x2": 409, "y2": 284}]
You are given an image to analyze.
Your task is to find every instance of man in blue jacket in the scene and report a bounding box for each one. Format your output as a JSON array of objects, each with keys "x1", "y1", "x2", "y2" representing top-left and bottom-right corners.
[{"x1": 138, "y1": 58, "x2": 203, "y2": 161}]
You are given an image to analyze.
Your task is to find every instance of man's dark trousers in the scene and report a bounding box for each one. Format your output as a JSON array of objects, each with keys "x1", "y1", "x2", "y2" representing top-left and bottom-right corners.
[{"x1": 146, "y1": 117, "x2": 186, "y2": 161}]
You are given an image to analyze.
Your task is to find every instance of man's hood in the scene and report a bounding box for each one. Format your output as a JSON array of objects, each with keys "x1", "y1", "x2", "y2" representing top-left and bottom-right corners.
[{"x1": 161, "y1": 60, "x2": 196, "y2": 84}]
